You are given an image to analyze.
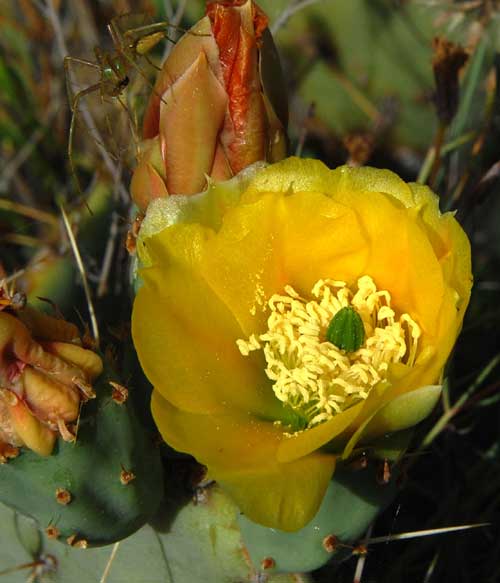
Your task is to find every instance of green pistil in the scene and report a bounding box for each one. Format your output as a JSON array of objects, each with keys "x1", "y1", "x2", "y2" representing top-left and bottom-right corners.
[{"x1": 326, "y1": 307, "x2": 365, "y2": 352}]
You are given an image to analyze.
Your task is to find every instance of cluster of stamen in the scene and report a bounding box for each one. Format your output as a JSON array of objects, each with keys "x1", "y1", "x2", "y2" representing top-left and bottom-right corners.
[{"x1": 237, "y1": 276, "x2": 421, "y2": 428}]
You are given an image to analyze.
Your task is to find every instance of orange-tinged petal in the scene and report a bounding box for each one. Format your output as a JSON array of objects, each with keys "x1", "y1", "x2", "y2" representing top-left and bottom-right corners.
[
  {"x1": 222, "y1": 24, "x2": 267, "y2": 173},
  {"x1": 152, "y1": 390, "x2": 336, "y2": 532},
  {"x1": 159, "y1": 51, "x2": 228, "y2": 194},
  {"x1": 143, "y1": 16, "x2": 220, "y2": 139},
  {"x1": 208, "y1": 0, "x2": 269, "y2": 174},
  {"x1": 9, "y1": 399, "x2": 56, "y2": 456},
  {"x1": 23, "y1": 367, "x2": 80, "y2": 422},
  {"x1": 42, "y1": 342, "x2": 103, "y2": 381},
  {"x1": 133, "y1": 224, "x2": 283, "y2": 418}
]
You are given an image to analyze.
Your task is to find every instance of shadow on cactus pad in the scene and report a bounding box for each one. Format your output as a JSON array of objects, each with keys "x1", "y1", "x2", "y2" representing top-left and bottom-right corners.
[{"x1": 0, "y1": 364, "x2": 163, "y2": 546}]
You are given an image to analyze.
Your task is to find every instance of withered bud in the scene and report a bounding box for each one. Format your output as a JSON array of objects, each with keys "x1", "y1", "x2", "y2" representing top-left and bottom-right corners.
[
  {"x1": 0, "y1": 307, "x2": 103, "y2": 457},
  {"x1": 432, "y1": 37, "x2": 468, "y2": 124},
  {"x1": 343, "y1": 132, "x2": 375, "y2": 167}
]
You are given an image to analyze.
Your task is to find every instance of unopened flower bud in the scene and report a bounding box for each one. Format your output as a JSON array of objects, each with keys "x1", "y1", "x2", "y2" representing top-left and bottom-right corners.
[{"x1": 131, "y1": 0, "x2": 288, "y2": 210}]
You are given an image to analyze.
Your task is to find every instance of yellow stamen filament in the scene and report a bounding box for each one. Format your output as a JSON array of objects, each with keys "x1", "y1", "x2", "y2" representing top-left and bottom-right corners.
[{"x1": 237, "y1": 276, "x2": 421, "y2": 428}]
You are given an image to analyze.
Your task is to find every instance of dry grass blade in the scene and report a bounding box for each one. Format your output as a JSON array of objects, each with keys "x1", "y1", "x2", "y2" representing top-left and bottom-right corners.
[
  {"x1": 359, "y1": 522, "x2": 490, "y2": 546},
  {"x1": 0, "y1": 199, "x2": 59, "y2": 226},
  {"x1": 100, "y1": 541, "x2": 120, "y2": 583},
  {"x1": 271, "y1": 0, "x2": 323, "y2": 34},
  {"x1": 353, "y1": 524, "x2": 372, "y2": 583},
  {"x1": 59, "y1": 203, "x2": 100, "y2": 345}
]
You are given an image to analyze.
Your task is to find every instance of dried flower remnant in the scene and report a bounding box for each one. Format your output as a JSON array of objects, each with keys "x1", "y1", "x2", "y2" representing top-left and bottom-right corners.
[
  {"x1": 0, "y1": 292, "x2": 103, "y2": 457},
  {"x1": 432, "y1": 37, "x2": 469, "y2": 125}
]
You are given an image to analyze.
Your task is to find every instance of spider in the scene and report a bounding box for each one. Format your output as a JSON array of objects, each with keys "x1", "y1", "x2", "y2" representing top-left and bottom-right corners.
[{"x1": 64, "y1": 13, "x2": 207, "y2": 197}]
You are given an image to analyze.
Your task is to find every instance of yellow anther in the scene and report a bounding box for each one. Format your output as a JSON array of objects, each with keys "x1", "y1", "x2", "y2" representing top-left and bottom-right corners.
[{"x1": 237, "y1": 276, "x2": 421, "y2": 429}]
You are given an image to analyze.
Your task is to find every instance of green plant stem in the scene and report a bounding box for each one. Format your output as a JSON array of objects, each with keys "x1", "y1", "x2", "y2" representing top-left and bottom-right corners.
[{"x1": 421, "y1": 353, "x2": 500, "y2": 448}]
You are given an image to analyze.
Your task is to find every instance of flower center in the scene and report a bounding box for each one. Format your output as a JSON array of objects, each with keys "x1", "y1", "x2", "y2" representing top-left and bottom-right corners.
[{"x1": 236, "y1": 276, "x2": 421, "y2": 429}]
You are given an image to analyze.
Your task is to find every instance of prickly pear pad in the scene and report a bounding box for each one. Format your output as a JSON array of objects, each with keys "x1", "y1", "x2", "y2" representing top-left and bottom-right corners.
[{"x1": 0, "y1": 364, "x2": 163, "y2": 546}]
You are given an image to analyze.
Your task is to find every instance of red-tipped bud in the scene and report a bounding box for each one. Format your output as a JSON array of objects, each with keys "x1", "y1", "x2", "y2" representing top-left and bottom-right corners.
[{"x1": 131, "y1": 0, "x2": 288, "y2": 211}]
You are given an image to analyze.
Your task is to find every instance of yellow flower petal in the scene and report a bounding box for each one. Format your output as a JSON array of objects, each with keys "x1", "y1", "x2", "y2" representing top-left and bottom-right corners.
[
  {"x1": 217, "y1": 452, "x2": 336, "y2": 532},
  {"x1": 199, "y1": 192, "x2": 289, "y2": 335},
  {"x1": 151, "y1": 391, "x2": 335, "y2": 532},
  {"x1": 202, "y1": 190, "x2": 367, "y2": 335},
  {"x1": 277, "y1": 402, "x2": 364, "y2": 463},
  {"x1": 151, "y1": 390, "x2": 283, "y2": 469},
  {"x1": 408, "y1": 182, "x2": 472, "y2": 314},
  {"x1": 133, "y1": 224, "x2": 283, "y2": 418}
]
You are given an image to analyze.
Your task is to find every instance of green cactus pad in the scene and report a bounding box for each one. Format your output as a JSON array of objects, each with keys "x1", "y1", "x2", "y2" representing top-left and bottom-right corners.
[
  {"x1": 0, "y1": 365, "x2": 163, "y2": 546},
  {"x1": 238, "y1": 463, "x2": 397, "y2": 573},
  {"x1": 0, "y1": 483, "x2": 312, "y2": 583}
]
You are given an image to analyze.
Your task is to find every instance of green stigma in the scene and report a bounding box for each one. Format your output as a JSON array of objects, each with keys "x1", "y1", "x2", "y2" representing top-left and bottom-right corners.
[{"x1": 326, "y1": 307, "x2": 365, "y2": 352}]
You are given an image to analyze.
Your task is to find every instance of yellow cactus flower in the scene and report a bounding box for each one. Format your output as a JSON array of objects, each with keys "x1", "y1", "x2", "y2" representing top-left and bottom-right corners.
[{"x1": 132, "y1": 158, "x2": 472, "y2": 532}]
